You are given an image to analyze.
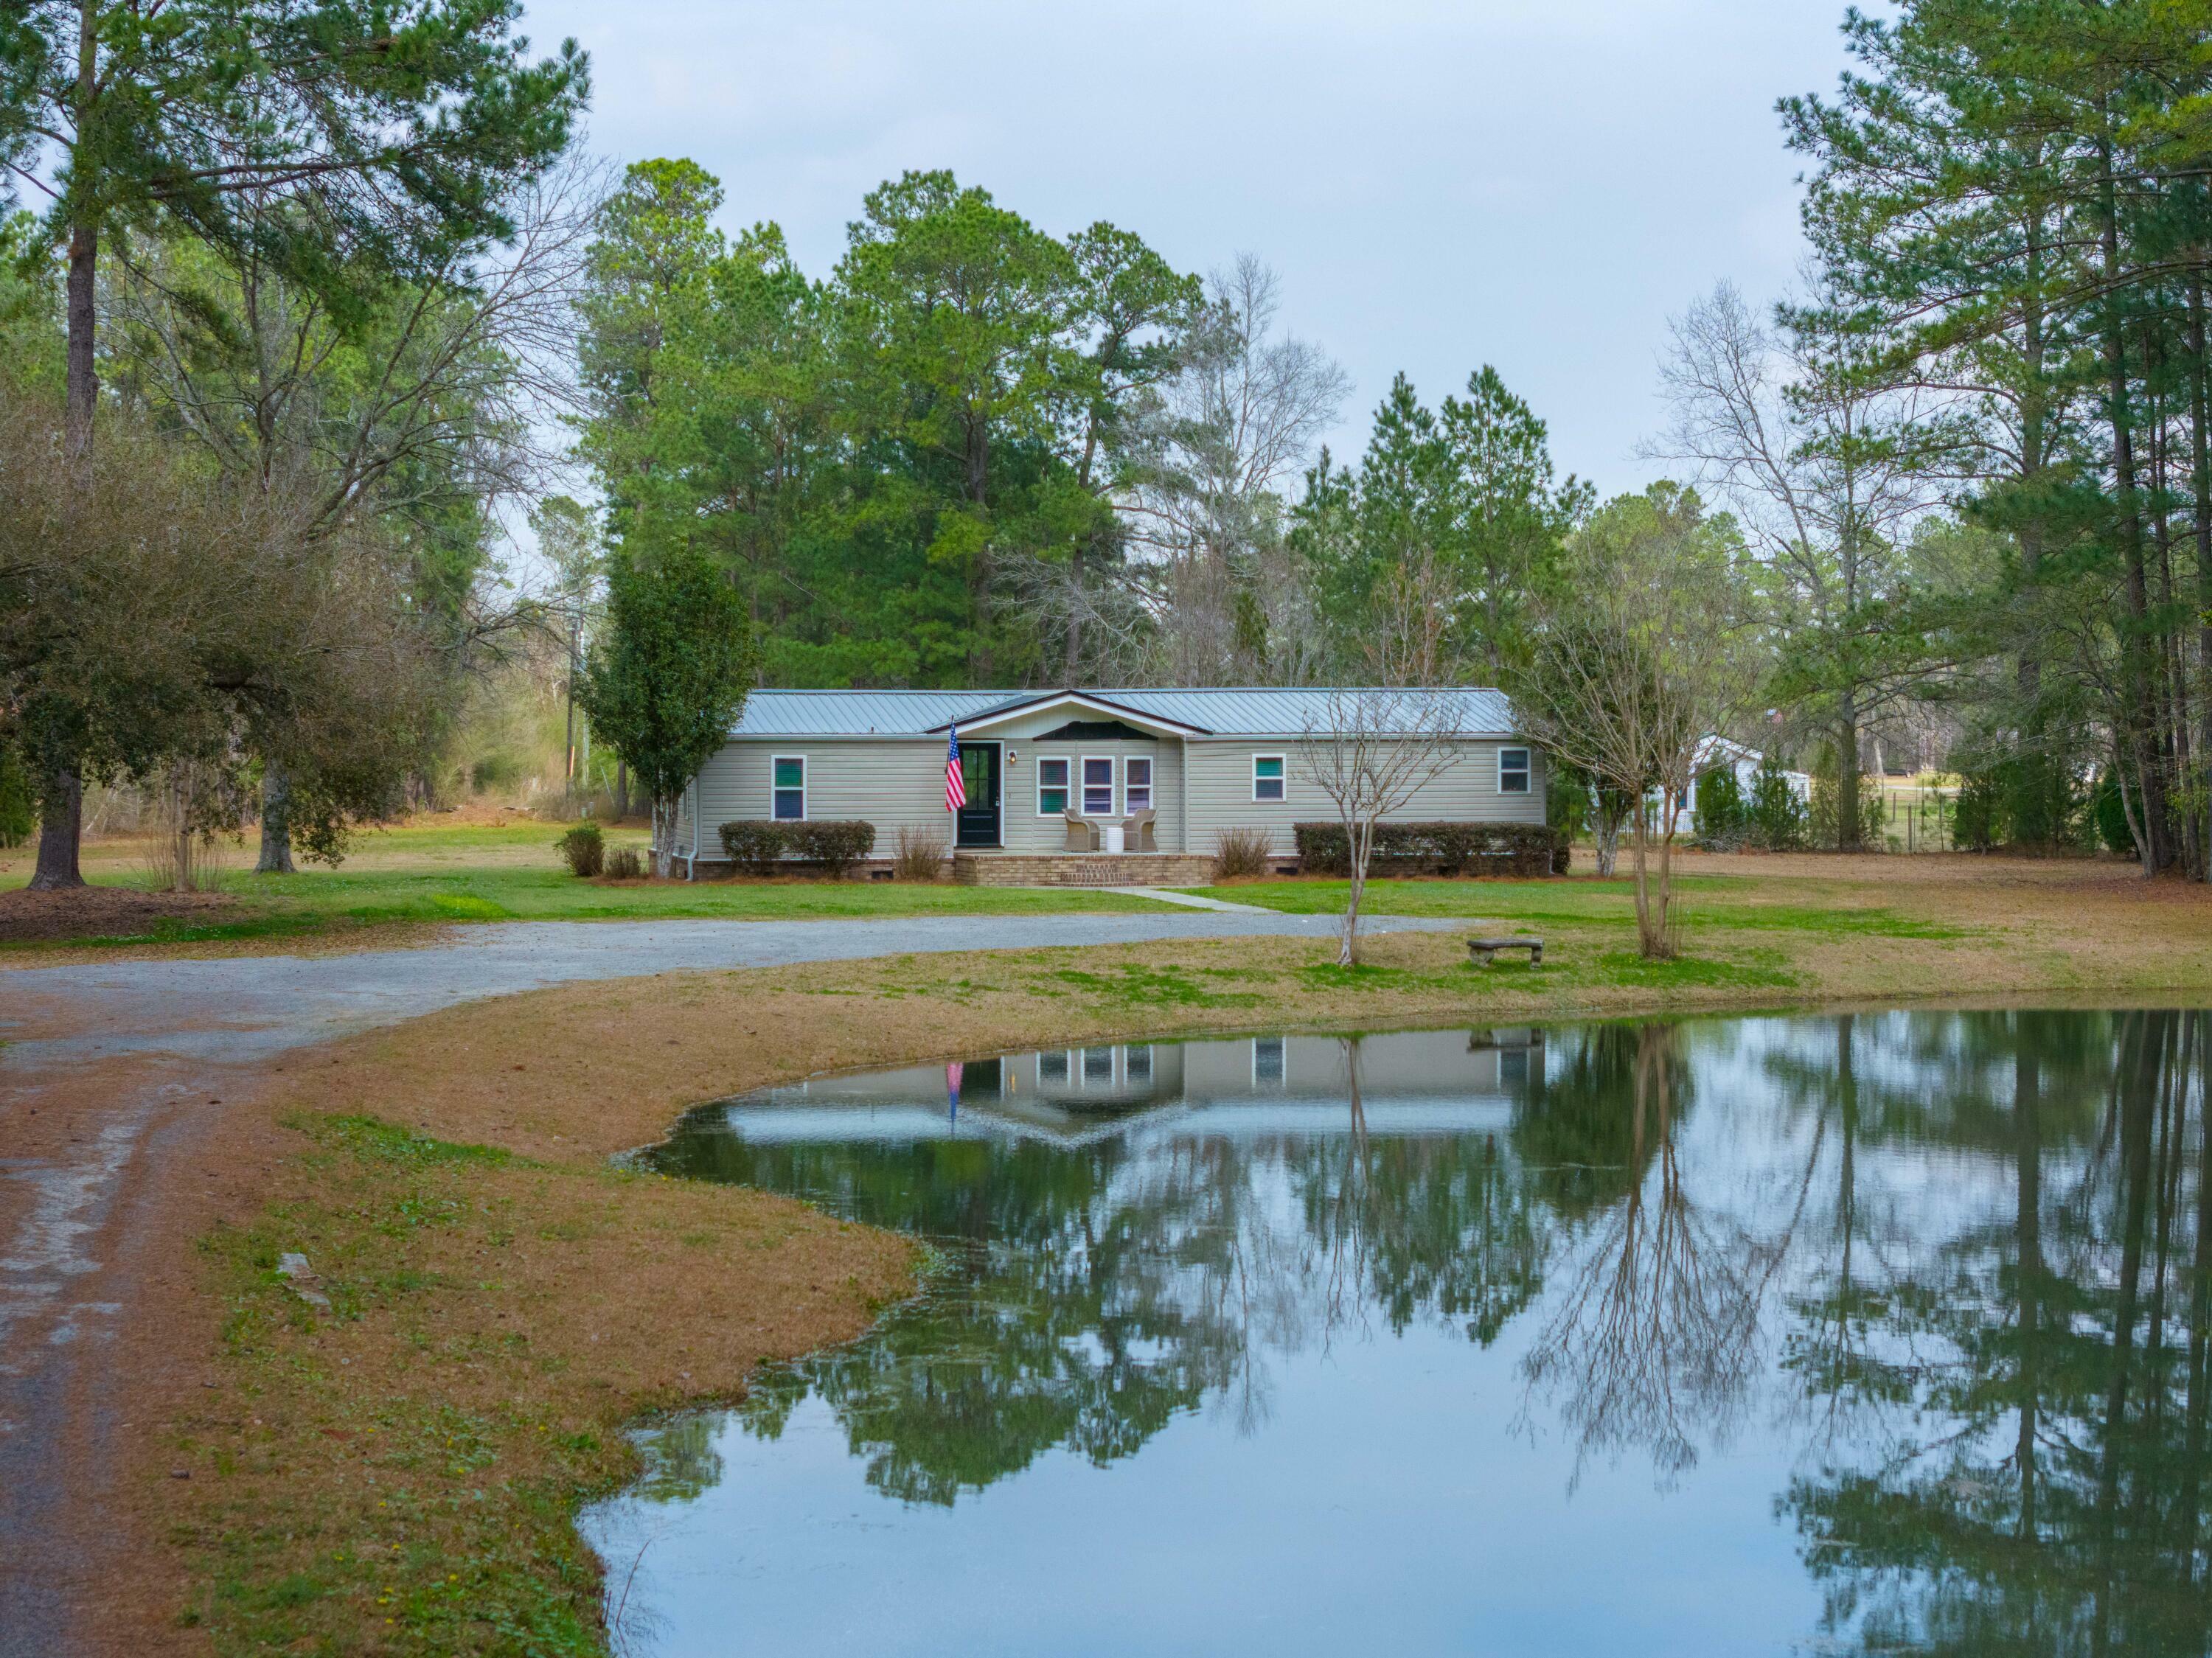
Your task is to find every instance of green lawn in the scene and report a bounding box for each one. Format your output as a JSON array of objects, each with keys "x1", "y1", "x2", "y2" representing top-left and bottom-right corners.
[
  {"x1": 1183, "y1": 875, "x2": 1968, "y2": 939},
  {"x1": 0, "y1": 819, "x2": 1175, "y2": 949}
]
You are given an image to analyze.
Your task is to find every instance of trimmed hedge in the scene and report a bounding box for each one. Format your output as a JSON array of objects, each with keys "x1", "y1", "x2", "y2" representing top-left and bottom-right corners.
[
  {"x1": 1292, "y1": 821, "x2": 1569, "y2": 877},
  {"x1": 716, "y1": 818, "x2": 877, "y2": 877},
  {"x1": 787, "y1": 819, "x2": 875, "y2": 876}
]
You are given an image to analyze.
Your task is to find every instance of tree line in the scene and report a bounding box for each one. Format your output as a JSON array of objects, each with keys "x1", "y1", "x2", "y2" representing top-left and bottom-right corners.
[{"x1": 10, "y1": 0, "x2": 2212, "y2": 904}]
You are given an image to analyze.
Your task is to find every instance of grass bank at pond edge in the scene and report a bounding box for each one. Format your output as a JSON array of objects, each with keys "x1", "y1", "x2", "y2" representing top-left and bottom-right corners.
[
  {"x1": 170, "y1": 1116, "x2": 911, "y2": 1654},
  {"x1": 150, "y1": 859, "x2": 2212, "y2": 1652}
]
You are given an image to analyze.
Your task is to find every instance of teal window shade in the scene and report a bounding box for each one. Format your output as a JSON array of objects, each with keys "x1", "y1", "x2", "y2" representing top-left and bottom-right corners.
[
  {"x1": 1253, "y1": 754, "x2": 1286, "y2": 802},
  {"x1": 772, "y1": 756, "x2": 806, "y2": 821},
  {"x1": 1037, "y1": 757, "x2": 1069, "y2": 815}
]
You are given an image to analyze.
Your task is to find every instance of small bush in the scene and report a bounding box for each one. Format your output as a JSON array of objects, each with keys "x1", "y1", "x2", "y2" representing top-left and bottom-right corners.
[
  {"x1": 1694, "y1": 764, "x2": 1745, "y2": 843},
  {"x1": 2091, "y1": 775, "x2": 2136, "y2": 855},
  {"x1": 787, "y1": 819, "x2": 875, "y2": 877},
  {"x1": 1291, "y1": 821, "x2": 1568, "y2": 877},
  {"x1": 1950, "y1": 755, "x2": 2008, "y2": 853},
  {"x1": 556, "y1": 821, "x2": 605, "y2": 877},
  {"x1": 604, "y1": 846, "x2": 644, "y2": 880},
  {"x1": 892, "y1": 824, "x2": 948, "y2": 881},
  {"x1": 1213, "y1": 826, "x2": 1274, "y2": 879},
  {"x1": 1744, "y1": 755, "x2": 1806, "y2": 850},
  {"x1": 718, "y1": 820, "x2": 788, "y2": 875}
]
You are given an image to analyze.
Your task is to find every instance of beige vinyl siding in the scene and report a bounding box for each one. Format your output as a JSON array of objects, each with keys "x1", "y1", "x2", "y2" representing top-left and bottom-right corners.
[
  {"x1": 677, "y1": 740, "x2": 951, "y2": 857},
  {"x1": 1005, "y1": 738, "x2": 1180, "y2": 852},
  {"x1": 1182, "y1": 739, "x2": 1546, "y2": 855},
  {"x1": 675, "y1": 730, "x2": 1538, "y2": 861},
  {"x1": 675, "y1": 736, "x2": 1189, "y2": 856}
]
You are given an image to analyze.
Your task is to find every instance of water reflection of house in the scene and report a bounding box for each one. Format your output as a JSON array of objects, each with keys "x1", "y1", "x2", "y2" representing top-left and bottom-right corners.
[{"x1": 717, "y1": 1028, "x2": 1545, "y2": 1146}]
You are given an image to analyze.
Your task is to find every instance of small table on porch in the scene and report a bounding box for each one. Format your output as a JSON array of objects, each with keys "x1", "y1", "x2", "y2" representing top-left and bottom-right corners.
[{"x1": 1100, "y1": 823, "x2": 1126, "y2": 854}]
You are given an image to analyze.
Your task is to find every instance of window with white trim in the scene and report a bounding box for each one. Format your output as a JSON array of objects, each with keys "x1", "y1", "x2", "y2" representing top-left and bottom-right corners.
[
  {"x1": 1039, "y1": 1050, "x2": 1071, "y2": 1085},
  {"x1": 1082, "y1": 756, "x2": 1116, "y2": 816},
  {"x1": 1124, "y1": 755, "x2": 1153, "y2": 812},
  {"x1": 1037, "y1": 756, "x2": 1070, "y2": 816},
  {"x1": 1125, "y1": 1044, "x2": 1153, "y2": 1085},
  {"x1": 771, "y1": 755, "x2": 807, "y2": 821},
  {"x1": 1082, "y1": 1046, "x2": 1115, "y2": 1087},
  {"x1": 1498, "y1": 747, "x2": 1531, "y2": 795},
  {"x1": 1252, "y1": 753, "x2": 1286, "y2": 802}
]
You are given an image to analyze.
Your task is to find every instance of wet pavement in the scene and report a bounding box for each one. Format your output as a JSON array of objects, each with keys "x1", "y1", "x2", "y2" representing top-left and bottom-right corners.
[{"x1": 0, "y1": 910, "x2": 1450, "y2": 1655}]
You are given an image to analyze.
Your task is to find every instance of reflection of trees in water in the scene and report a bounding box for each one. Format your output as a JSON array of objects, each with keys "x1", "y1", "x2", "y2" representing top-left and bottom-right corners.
[
  {"x1": 1782, "y1": 1011, "x2": 2212, "y2": 1657},
  {"x1": 637, "y1": 1010, "x2": 2212, "y2": 1654},
  {"x1": 1518, "y1": 1023, "x2": 1804, "y2": 1483},
  {"x1": 650, "y1": 1044, "x2": 1556, "y2": 1505},
  {"x1": 630, "y1": 1411, "x2": 724, "y2": 1504}
]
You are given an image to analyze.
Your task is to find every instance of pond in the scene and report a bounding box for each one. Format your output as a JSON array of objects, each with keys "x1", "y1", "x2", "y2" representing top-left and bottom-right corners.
[{"x1": 582, "y1": 1011, "x2": 2212, "y2": 1657}]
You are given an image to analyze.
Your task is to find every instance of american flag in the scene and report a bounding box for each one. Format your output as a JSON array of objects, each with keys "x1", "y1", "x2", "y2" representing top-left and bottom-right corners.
[
  {"x1": 945, "y1": 725, "x2": 967, "y2": 812},
  {"x1": 946, "y1": 1059, "x2": 963, "y2": 1121}
]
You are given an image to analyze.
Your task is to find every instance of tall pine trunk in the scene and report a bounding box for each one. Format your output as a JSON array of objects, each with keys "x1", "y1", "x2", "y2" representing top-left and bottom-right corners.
[
  {"x1": 2191, "y1": 282, "x2": 2212, "y2": 882},
  {"x1": 2098, "y1": 128, "x2": 2169, "y2": 874},
  {"x1": 29, "y1": 198, "x2": 100, "y2": 891}
]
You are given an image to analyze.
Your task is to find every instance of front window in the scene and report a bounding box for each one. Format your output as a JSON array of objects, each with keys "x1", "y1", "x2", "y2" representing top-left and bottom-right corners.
[
  {"x1": 1039, "y1": 1051, "x2": 1070, "y2": 1086},
  {"x1": 1083, "y1": 1046, "x2": 1115, "y2": 1086},
  {"x1": 1037, "y1": 756, "x2": 1069, "y2": 816},
  {"x1": 772, "y1": 756, "x2": 806, "y2": 821},
  {"x1": 1125, "y1": 1044, "x2": 1153, "y2": 1085},
  {"x1": 1082, "y1": 756, "x2": 1116, "y2": 817},
  {"x1": 1498, "y1": 747, "x2": 1531, "y2": 795},
  {"x1": 1253, "y1": 754, "x2": 1286, "y2": 802},
  {"x1": 1124, "y1": 756, "x2": 1153, "y2": 812}
]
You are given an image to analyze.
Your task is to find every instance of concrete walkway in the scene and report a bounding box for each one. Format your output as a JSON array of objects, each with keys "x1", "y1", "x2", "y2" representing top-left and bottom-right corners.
[
  {"x1": 0, "y1": 910, "x2": 1446, "y2": 1657},
  {"x1": 1104, "y1": 886, "x2": 1274, "y2": 913}
]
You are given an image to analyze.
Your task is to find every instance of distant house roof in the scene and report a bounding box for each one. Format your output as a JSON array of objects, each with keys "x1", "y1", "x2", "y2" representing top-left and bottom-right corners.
[{"x1": 726, "y1": 686, "x2": 1521, "y2": 740}]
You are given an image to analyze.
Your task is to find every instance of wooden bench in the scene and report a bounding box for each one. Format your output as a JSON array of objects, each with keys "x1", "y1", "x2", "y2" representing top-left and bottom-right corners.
[{"x1": 1467, "y1": 936, "x2": 1543, "y2": 967}]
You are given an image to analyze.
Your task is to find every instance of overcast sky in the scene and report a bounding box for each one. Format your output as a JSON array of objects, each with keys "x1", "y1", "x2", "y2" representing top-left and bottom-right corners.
[{"x1": 519, "y1": 0, "x2": 1856, "y2": 496}]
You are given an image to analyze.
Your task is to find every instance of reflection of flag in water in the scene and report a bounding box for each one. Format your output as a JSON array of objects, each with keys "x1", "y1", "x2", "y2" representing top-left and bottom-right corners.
[{"x1": 946, "y1": 1059, "x2": 963, "y2": 1121}]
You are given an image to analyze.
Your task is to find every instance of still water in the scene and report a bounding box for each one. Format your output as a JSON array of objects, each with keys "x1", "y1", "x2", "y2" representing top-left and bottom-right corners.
[{"x1": 583, "y1": 1011, "x2": 2212, "y2": 1657}]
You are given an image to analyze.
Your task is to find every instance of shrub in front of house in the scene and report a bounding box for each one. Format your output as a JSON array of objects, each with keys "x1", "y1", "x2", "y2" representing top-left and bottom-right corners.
[
  {"x1": 556, "y1": 821, "x2": 605, "y2": 878},
  {"x1": 1292, "y1": 821, "x2": 1569, "y2": 878},
  {"x1": 1212, "y1": 827, "x2": 1273, "y2": 879},
  {"x1": 717, "y1": 819, "x2": 876, "y2": 877},
  {"x1": 604, "y1": 846, "x2": 644, "y2": 880},
  {"x1": 787, "y1": 820, "x2": 875, "y2": 877},
  {"x1": 719, "y1": 820, "x2": 790, "y2": 874}
]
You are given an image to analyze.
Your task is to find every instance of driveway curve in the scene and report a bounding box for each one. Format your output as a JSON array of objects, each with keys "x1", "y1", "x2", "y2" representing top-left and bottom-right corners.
[{"x1": 0, "y1": 910, "x2": 1453, "y2": 1655}]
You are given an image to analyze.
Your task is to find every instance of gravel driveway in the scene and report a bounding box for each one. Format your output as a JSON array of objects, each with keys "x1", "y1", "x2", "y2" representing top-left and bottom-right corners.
[{"x1": 0, "y1": 910, "x2": 1452, "y2": 1654}]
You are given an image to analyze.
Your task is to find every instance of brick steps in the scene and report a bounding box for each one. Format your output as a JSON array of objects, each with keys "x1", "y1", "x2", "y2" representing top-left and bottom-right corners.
[{"x1": 952, "y1": 852, "x2": 1218, "y2": 888}]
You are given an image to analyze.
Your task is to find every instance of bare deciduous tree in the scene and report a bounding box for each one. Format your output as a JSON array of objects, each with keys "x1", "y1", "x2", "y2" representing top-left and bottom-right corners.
[
  {"x1": 1123, "y1": 255, "x2": 1349, "y2": 684},
  {"x1": 1649, "y1": 280, "x2": 1941, "y2": 849},
  {"x1": 1518, "y1": 486, "x2": 1759, "y2": 958},
  {"x1": 1297, "y1": 685, "x2": 1464, "y2": 966}
]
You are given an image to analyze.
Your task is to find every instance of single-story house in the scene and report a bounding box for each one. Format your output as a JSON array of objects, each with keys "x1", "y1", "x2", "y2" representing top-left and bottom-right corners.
[
  {"x1": 1666, "y1": 735, "x2": 1811, "y2": 832},
  {"x1": 670, "y1": 686, "x2": 1545, "y2": 879}
]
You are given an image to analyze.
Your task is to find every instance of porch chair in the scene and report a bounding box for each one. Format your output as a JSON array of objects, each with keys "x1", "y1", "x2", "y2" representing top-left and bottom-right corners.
[
  {"x1": 1123, "y1": 808, "x2": 1158, "y2": 852},
  {"x1": 1062, "y1": 809, "x2": 1099, "y2": 852}
]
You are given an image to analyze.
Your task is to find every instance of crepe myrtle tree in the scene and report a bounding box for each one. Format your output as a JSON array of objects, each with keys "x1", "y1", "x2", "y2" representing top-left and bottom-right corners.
[
  {"x1": 1517, "y1": 485, "x2": 1758, "y2": 958},
  {"x1": 1297, "y1": 686, "x2": 1464, "y2": 966},
  {"x1": 576, "y1": 543, "x2": 754, "y2": 878}
]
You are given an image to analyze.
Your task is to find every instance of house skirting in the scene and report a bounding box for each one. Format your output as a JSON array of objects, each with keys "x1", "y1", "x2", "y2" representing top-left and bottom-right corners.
[{"x1": 951, "y1": 851, "x2": 1217, "y2": 888}]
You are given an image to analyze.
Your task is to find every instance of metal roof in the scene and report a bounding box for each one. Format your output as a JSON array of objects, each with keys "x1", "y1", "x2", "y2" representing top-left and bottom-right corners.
[{"x1": 728, "y1": 686, "x2": 1520, "y2": 739}]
